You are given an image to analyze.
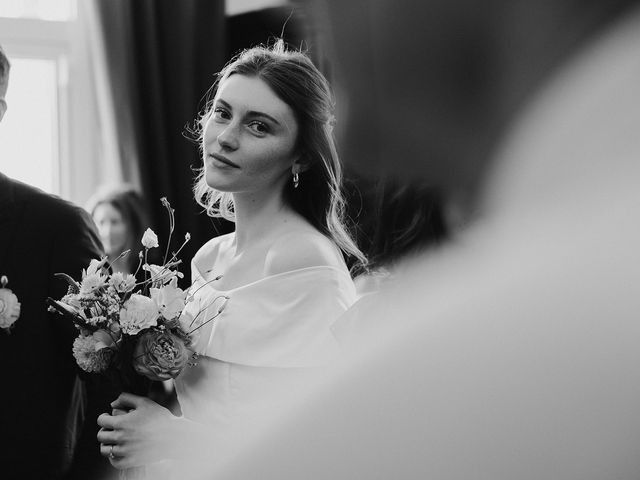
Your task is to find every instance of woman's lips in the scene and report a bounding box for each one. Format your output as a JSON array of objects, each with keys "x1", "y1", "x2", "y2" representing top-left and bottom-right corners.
[{"x1": 209, "y1": 153, "x2": 240, "y2": 168}]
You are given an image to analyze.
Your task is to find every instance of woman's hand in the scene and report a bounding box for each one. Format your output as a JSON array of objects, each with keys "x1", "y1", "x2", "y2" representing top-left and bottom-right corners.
[{"x1": 97, "y1": 392, "x2": 178, "y2": 469}]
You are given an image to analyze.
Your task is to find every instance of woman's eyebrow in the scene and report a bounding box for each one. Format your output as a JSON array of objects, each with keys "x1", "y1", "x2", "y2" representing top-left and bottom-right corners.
[
  {"x1": 216, "y1": 98, "x2": 281, "y2": 126},
  {"x1": 247, "y1": 111, "x2": 281, "y2": 126}
]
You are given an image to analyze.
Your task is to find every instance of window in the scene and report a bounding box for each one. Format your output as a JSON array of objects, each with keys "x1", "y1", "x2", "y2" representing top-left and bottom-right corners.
[
  {"x1": 0, "y1": 0, "x2": 102, "y2": 205},
  {"x1": 0, "y1": 0, "x2": 76, "y2": 21},
  {"x1": 0, "y1": 53, "x2": 62, "y2": 193}
]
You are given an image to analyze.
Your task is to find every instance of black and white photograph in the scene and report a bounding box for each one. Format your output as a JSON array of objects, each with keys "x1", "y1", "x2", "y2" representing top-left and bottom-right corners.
[{"x1": 1, "y1": 0, "x2": 639, "y2": 479}]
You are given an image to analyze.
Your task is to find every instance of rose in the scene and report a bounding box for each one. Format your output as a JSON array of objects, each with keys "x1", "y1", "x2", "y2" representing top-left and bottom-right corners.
[
  {"x1": 119, "y1": 294, "x2": 159, "y2": 335},
  {"x1": 141, "y1": 228, "x2": 159, "y2": 249},
  {"x1": 0, "y1": 287, "x2": 20, "y2": 330},
  {"x1": 132, "y1": 329, "x2": 191, "y2": 380},
  {"x1": 150, "y1": 277, "x2": 188, "y2": 320}
]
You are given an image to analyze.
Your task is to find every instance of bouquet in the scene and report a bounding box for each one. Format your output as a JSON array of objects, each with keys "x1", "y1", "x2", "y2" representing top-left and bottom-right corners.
[{"x1": 47, "y1": 197, "x2": 224, "y2": 390}]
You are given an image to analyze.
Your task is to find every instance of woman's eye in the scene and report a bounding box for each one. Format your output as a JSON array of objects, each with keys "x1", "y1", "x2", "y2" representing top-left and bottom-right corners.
[
  {"x1": 212, "y1": 107, "x2": 230, "y2": 120},
  {"x1": 248, "y1": 121, "x2": 269, "y2": 135}
]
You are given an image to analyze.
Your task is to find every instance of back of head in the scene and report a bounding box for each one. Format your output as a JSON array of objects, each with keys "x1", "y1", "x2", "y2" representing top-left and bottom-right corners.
[
  {"x1": 0, "y1": 44, "x2": 8, "y2": 94},
  {"x1": 320, "y1": 0, "x2": 640, "y2": 206},
  {"x1": 0, "y1": 44, "x2": 10, "y2": 120}
]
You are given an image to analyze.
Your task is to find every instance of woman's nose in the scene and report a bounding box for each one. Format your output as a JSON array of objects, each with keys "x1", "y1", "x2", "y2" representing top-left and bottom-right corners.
[{"x1": 216, "y1": 123, "x2": 240, "y2": 151}]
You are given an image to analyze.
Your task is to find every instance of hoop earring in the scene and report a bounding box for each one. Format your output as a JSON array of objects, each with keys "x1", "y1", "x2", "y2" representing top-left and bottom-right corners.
[{"x1": 293, "y1": 172, "x2": 300, "y2": 189}]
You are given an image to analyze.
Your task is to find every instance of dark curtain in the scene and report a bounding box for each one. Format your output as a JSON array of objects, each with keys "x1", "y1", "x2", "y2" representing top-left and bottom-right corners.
[
  {"x1": 226, "y1": 7, "x2": 309, "y2": 58},
  {"x1": 225, "y1": 6, "x2": 449, "y2": 272},
  {"x1": 95, "y1": 1, "x2": 448, "y2": 282},
  {"x1": 94, "y1": 0, "x2": 228, "y2": 287}
]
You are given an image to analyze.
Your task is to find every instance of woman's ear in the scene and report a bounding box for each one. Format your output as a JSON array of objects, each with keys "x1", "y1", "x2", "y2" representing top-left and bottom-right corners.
[{"x1": 292, "y1": 157, "x2": 311, "y2": 174}]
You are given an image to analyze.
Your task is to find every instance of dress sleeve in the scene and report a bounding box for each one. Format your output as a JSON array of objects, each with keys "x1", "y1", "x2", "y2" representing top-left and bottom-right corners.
[{"x1": 200, "y1": 268, "x2": 357, "y2": 368}]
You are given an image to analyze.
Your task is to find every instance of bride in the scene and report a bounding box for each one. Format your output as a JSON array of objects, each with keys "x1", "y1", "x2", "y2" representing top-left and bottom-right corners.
[{"x1": 96, "y1": 40, "x2": 366, "y2": 471}]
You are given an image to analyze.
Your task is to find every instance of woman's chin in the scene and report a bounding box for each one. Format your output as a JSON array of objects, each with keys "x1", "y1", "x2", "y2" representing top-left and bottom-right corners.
[{"x1": 205, "y1": 173, "x2": 234, "y2": 192}]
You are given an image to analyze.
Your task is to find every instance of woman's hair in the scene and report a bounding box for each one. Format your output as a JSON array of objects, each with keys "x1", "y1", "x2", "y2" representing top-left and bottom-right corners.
[
  {"x1": 86, "y1": 184, "x2": 150, "y2": 272},
  {"x1": 192, "y1": 40, "x2": 367, "y2": 268}
]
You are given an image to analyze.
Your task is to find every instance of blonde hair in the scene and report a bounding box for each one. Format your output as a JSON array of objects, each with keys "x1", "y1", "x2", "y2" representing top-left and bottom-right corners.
[{"x1": 192, "y1": 41, "x2": 366, "y2": 269}]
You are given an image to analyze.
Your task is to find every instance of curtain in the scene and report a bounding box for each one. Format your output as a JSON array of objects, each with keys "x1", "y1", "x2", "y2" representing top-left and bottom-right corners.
[{"x1": 92, "y1": 0, "x2": 228, "y2": 286}]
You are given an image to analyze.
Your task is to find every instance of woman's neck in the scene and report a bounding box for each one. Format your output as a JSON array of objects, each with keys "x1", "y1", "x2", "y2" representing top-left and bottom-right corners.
[{"x1": 231, "y1": 184, "x2": 292, "y2": 253}]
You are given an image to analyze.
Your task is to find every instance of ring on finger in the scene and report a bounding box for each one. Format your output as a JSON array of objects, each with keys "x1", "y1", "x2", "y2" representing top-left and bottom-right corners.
[{"x1": 109, "y1": 445, "x2": 115, "y2": 459}]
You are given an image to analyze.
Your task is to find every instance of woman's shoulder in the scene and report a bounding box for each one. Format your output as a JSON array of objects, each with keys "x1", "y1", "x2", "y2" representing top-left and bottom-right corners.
[
  {"x1": 193, "y1": 232, "x2": 233, "y2": 267},
  {"x1": 264, "y1": 228, "x2": 348, "y2": 277}
]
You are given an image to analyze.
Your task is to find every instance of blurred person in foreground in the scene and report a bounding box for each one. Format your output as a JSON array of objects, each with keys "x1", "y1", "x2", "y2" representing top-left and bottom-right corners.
[
  {"x1": 171, "y1": 0, "x2": 640, "y2": 478},
  {"x1": 0, "y1": 44, "x2": 113, "y2": 479}
]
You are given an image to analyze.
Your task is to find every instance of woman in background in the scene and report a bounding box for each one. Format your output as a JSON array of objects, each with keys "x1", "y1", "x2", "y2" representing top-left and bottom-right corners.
[
  {"x1": 96, "y1": 40, "x2": 365, "y2": 473},
  {"x1": 86, "y1": 184, "x2": 150, "y2": 275}
]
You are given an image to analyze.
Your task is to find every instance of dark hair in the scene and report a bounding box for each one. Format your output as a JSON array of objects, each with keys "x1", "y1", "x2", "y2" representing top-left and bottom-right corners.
[
  {"x1": 0, "y1": 44, "x2": 10, "y2": 93},
  {"x1": 86, "y1": 185, "x2": 150, "y2": 273},
  {"x1": 193, "y1": 40, "x2": 366, "y2": 268}
]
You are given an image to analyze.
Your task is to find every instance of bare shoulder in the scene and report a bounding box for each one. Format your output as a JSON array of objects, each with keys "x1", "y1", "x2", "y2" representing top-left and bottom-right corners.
[{"x1": 264, "y1": 230, "x2": 346, "y2": 276}]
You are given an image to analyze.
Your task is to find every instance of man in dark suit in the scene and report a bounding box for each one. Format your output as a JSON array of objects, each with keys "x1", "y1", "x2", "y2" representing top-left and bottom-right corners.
[{"x1": 0, "y1": 44, "x2": 113, "y2": 479}]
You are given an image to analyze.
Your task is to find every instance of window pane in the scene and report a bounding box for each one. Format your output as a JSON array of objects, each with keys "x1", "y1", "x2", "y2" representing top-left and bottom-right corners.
[
  {"x1": 0, "y1": 57, "x2": 59, "y2": 193},
  {"x1": 0, "y1": 0, "x2": 76, "y2": 21}
]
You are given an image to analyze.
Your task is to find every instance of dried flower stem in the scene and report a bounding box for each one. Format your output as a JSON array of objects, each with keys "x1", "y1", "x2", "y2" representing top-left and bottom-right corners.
[
  {"x1": 188, "y1": 295, "x2": 229, "y2": 331},
  {"x1": 188, "y1": 275, "x2": 223, "y2": 300},
  {"x1": 105, "y1": 249, "x2": 131, "y2": 273},
  {"x1": 161, "y1": 197, "x2": 175, "y2": 266},
  {"x1": 133, "y1": 251, "x2": 144, "y2": 279}
]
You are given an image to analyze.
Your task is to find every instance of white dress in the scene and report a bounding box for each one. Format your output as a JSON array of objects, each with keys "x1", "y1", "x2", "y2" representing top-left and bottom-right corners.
[{"x1": 174, "y1": 235, "x2": 357, "y2": 428}]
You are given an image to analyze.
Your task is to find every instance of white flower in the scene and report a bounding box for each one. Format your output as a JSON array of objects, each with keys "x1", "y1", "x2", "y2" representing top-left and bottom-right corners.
[
  {"x1": 80, "y1": 258, "x2": 108, "y2": 295},
  {"x1": 119, "y1": 294, "x2": 159, "y2": 335},
  {"x1": 0, "y1": 286, "x2": 21, "y2": 330},
  {"x1": 143, "y1": 264, "x2": 184, "y2": 285},
  {"x1": 109, "y1": 272, "x2": 137, "y2": 293},
  {"x1": 150, "y1": 277, "x2": 188, "y2": 320},
  {"x1": 141, "y1": 228, "x2": 159, "y2": 249},
  {"x1": 84, "y1": 257, "x2": 108, "y2": 277}
]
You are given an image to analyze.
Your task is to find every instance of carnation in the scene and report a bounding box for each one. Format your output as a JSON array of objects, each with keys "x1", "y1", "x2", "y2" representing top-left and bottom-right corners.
[
  {"x1": 132, "y1": 329, "x2": 191, "y2": 381},
  {"x1": 109, "y1": 272, "x2": 137, "y2": 293},
  {"x1": 119, "y1": 294, "x2": 159, "y2": 335},
  {"x1": 79, "y1": 272, "x2": 107, "y2": 295},
  {"x1": 72, "y1": 333, "x2": 114, "y2": 372},
  {"x1": 0, "y1": 288, "x2": 21, "y2": 330}
]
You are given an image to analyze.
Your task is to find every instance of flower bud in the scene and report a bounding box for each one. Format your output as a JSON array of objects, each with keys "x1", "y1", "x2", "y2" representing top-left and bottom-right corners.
[{"x1": 141, "y1": 228, "x2": 159, "y2": 249}]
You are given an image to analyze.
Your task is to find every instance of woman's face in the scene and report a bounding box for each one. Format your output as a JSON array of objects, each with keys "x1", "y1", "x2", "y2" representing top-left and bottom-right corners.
[
  {"x1": 93, "y1": 203, "x2": 128, "y2": 256},
  {"x1": 202, "y1": 74, "x2": 299, "y2": 195}
]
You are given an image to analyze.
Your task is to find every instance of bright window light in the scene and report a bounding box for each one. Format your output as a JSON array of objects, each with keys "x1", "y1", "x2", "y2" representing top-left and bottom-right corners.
[
  {"x1": 0, "y1": 57, "x2": 59, "y2": 193},
  {"x1": 0, "y1": 0, "x2": 76, "y2": 21}
]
